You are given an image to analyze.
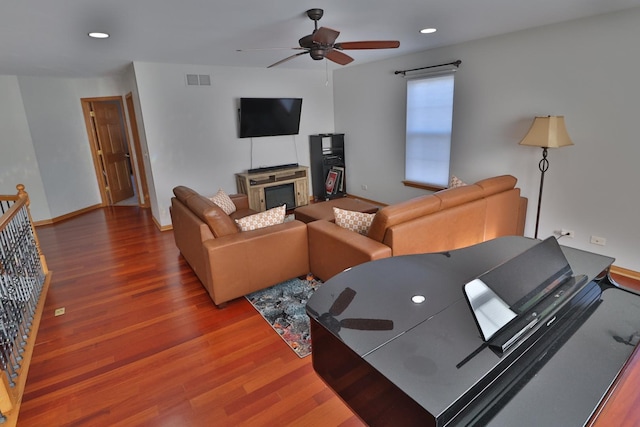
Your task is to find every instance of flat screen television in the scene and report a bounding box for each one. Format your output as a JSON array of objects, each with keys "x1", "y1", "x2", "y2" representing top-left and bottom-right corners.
[{"x1": 239, "y1": 97, "x2": 303, "y2": 138}]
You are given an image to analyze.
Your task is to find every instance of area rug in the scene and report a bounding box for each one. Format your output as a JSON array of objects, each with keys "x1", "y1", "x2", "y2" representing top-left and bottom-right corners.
[{"x1": 246, "y1": 275, "x2": 322, "y2": 358}]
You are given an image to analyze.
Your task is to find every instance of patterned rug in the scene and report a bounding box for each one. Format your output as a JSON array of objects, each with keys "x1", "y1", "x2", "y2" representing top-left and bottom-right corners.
[{"x1": 246, "y1": 275, "x2": 322, "y2": 358}]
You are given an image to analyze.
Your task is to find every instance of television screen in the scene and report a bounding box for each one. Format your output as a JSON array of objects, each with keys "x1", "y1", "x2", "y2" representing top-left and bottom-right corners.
[{"x1": 239, "y1": 98, "x2": 303, "y2": 138}]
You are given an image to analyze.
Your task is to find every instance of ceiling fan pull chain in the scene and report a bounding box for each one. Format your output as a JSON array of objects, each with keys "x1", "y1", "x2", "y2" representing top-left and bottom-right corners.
[{"x1": 325, "y1": 60, "x2": 329, "y2": 86}]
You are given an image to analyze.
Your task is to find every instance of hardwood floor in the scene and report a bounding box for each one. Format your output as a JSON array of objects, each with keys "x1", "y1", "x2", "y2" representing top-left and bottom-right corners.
[
  {"x1": 17, "y1": 207, "x2": 640, "y2": 426},
  {"x1": 19, "y1": 207, "x2": 363, "y2": 426},
  {"x1": 609, "y1": 272, "x2": 640, "y2": 293}
]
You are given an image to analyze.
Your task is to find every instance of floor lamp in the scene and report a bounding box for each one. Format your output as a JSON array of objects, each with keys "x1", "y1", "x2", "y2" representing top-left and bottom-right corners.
[{"x1": 519, "y1": 116, "x2": 574, "y2": 239}]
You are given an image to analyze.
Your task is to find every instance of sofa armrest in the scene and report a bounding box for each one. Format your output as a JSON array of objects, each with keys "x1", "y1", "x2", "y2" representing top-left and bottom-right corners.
[
  {"x1": 307, "y1": 220, "x2": 392, "y2": 281},
  {"x1": 230, "y1": 193, "x2": 250, "y2": 211},
  {"x1": 517, "y1": 196, "x2": 528, "y2": 236},
  {"x1": 201, "y1": 220, "x2": 310, "y2": 306}
]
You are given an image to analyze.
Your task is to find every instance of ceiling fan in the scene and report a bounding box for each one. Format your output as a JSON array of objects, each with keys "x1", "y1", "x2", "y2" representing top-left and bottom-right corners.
[
  {"x1": 260, "y1": 8, "x2": 400, "y2": 68},
  {"x1": 307, "y1": 287, "x2": 394, "y2": 336}
]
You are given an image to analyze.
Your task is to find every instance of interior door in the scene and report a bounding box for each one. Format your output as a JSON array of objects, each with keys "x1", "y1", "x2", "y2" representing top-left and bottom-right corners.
[{"x1": 91, "y1": 101, "x2": 134, "y2": 204}]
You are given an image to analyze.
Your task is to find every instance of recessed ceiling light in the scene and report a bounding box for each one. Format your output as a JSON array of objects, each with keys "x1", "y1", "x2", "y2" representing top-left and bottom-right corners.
[
  {"x1": 420, "y1": 28, "x2": 437, "y2": 34},
  {"x1": 88, "y1": 32, "x2": 110, "y2": 39},
  {"x1": 411, "y1": 295, "x2": 426, "y2": 304}
]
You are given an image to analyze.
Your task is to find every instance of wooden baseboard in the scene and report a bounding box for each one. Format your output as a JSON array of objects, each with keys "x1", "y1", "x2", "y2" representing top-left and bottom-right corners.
[
  {"x1": 610, "y1": 265, "x2": 640, "y2": 281},
  {"x1": 153, "y1": 216, "x2": 173, "y2": 232},
  {"x1": 33, "y1": 204, "x2": 102, "y2": 227},
  {"x1": 32, "y1": 204, "x2": 174, "y2": 232},
  {"x1": 345, "y1": 193, "x2": 388, "y2": 207}
]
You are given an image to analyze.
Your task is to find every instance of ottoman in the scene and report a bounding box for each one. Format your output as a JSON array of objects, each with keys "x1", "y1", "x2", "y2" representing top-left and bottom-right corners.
[{"x1": 294, "y1": 197, "x2": 379, "y2": 223}]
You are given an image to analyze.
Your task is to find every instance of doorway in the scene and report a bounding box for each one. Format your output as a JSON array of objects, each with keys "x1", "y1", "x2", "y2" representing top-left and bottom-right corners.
[
  {"x1": 125, "y1": 93, "x2": 150, "y2": 207},
  {"x1": 81, "y1": 96, "x2": 148, "y2": 207}
]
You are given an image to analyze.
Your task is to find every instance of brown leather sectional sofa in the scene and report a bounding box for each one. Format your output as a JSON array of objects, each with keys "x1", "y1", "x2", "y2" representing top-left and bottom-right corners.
[
  {"x1": 308, "y1": 175, "x2": 527, "y2": 280},
  {"x1": 170, "y1": 186, "x2": 309, "y2": 307},
  {"x1": 170, "y1": 175, "x2": 527, "y2": 306}
]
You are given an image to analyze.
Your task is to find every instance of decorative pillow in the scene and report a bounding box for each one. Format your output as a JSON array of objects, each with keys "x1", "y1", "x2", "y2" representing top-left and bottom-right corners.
[
  {"x1": 235, "y1": 205, "x2": 286, "y2": 231},
  {"x1": 449, "y1": 175, "x2": 467, "y2": 188},
  {"x1": 333, "y1": 207, "x2": 375, "y2": 235},
  {"x1": 209, "y1": 189, "x2": 236, "y2": 215}
]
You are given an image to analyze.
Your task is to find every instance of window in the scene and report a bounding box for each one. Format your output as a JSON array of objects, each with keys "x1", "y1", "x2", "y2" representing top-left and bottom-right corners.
[{"x1": 404, "y1": 72, "x2": 456, "y2": 189}]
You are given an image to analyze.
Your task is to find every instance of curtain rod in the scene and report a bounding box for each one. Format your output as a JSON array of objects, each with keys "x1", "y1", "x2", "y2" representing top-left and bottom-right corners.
[{"x1": 394, "y1": 60, "x2": 462, "y2": 76}]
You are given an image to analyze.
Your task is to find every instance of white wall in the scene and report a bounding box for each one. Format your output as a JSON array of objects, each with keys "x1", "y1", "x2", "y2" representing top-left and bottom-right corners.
[
  {"x1": 0, "y1": 76, "x2": 50, "y2": 220},
  {"x1": 132, "y1": 62, "x2": 335, "y2": 226},
  {"x1": 16, "y1": 75, "x2": 134, "y2": 219},
  {"x1": 334, "y1": 8, "x2": 640, "y2": 271},
  {"x1": 3, "y1": 8, "x2": 638, "y2": 273}
]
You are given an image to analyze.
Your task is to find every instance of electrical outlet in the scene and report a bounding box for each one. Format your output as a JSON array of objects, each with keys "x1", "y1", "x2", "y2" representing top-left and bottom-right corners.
[
  {"x1": 361, "y1": 184, "x2": 368, "y2": 191},
  {"x1": 560, "y1": 229, "x2": 574, "y2": 238},
  {"x1": 54, "y1": 307, "x2": 66, "y2": 316},
  {"x1": 590, "y1": 236, "x2": 606, "y2": 246}
]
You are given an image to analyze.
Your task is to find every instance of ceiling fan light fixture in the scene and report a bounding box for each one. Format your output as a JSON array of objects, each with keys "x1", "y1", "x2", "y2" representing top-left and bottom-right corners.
[
  {"x1": 88, "y1": 32, "x2": 110, "y2": 39},
  {"x1": 310, "y1": 47, "x2": 326, "y2": 60},
  {"x1": 420, "y1": 28, "x2": 437, "y2": 34}
]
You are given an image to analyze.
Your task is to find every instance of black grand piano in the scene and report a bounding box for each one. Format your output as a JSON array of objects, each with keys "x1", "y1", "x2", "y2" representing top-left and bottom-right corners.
[{"x1": 306, "y1": 236, "x2": 640, "y2": 426}]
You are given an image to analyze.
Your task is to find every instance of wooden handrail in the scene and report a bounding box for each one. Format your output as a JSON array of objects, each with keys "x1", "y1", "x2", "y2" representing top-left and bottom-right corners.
[
  {"x1": 0, "y1": 196, "x2": 26, "y2": 229},
  {"x1": 0, "y1": 185, "x2": 47, "y2": 274}
]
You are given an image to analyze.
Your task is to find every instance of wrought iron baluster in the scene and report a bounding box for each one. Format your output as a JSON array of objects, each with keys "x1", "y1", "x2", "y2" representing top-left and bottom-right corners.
[
  {"x1": 0, "y1": 186, "x2": 48, "y2": 421},
  {"x1": 0, "y1": 201, "x2": 46, "y2": 395}
]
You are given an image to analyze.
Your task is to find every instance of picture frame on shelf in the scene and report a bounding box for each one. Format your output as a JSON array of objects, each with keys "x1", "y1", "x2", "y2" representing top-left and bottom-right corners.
[
  {"x1": 325, "y1": 170, "x2": 339, "y2": 195},
  {"x1": 332, "y1": 166, "x2": 345, "y2": 192}
]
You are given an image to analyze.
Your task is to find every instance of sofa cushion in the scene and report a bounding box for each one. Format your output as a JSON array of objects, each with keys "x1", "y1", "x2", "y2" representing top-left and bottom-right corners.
[
  {"x1": 235, "y1": 205, "x2": 286, "y2": 231},
  {"x1": 173, "y1": 185, "x2": 199, "y2": 204},
  {"x1": 186, "y1": 195, "x2": 238, "y2": 237},
  {"x1": 367, "y1": 195, "x2": 441, "y2": 242},
  {"x1": 385, "y1": 199, "x2": 486, "y2": 255},
  {"x1": 229, "y1": 193, "x2": 251, "y2": 211},
  {"x1": 209, "y1": 189, "x2": 237, "y2": 215},
  {"x1": 434, "y1": 184, "x2": 485, "y2": 210},
  {"x1": 475, "y1": 175, "x2": 517, "y2": 197},
  {"x1": 333, "y1": 207, "x2": 376, "y2": 235}
]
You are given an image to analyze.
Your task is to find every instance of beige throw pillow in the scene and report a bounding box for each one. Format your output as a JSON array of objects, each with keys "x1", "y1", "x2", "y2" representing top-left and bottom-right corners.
[
  {"x1": 449, "y1": 175, "x2": 467, "y2": 188},
  {"x1": 235, "y1": 205, "x2": 286, "y2": 231},
  {"x1": 333, "y1": 207, "x2": 375, "y2": 235},
  {"x1": 210, "y1": 189, "x2": 236, "y2": 215}
]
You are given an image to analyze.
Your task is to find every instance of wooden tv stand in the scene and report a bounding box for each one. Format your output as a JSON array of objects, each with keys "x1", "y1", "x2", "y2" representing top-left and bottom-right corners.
[{"x1": 235, "y1": 165, "x2": 309, "y2": 212}]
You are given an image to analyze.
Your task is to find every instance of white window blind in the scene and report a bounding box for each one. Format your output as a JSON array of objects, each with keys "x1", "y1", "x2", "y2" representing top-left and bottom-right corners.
[{"x1": 405, "y1": 72, "x2": 455, "y2": 187}]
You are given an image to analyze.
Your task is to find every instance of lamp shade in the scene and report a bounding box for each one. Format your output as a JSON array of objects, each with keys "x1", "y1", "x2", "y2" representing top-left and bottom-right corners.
[{"x1": 519, "y1": 116, "x2": 574, "y2": 148}]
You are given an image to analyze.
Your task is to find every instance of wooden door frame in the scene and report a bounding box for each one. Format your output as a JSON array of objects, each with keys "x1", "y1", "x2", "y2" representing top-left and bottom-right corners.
[
  {"x1": 125, "y1": 92, "x2": 150, "y2": 208},
  {"x1": 81, "y1": 96, "x2": 143, "y2": 207}
]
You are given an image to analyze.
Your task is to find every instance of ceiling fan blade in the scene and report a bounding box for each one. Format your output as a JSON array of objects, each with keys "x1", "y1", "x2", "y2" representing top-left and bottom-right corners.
[
  {"x1": 335, "y1": 40, "x2": 400, "y2": 50},
  {"x1": 237, "y1": 47, "x2": 306, "y2": 52},
  {"x1": 329, "y1": 287, "x2": 356, "y2": 316},
  {"x1": 325, "y1": 50, "x2": 354, "y2": 66},
  {"x1": 313, "y1": 27, "x2": 340, "y2": 45},
  {"x1": 267, "y1": 51, "x2": 308, "y2": 68},
  {"x1": 340, "y1": 318, "x2": 394, "y2": 331}
]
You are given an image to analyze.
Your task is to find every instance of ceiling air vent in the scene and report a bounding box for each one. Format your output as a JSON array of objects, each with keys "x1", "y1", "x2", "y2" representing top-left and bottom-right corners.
[
  {"x1": 185, "y1": 74, "x2": 211, "y2": 86},
  {"x1": 186, "y1": 74, "x2": 199, "y2": 86}
]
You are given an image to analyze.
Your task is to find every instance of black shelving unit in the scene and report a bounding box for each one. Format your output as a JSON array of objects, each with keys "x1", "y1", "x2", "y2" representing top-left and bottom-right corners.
[{"x1": 309, "y1": 133, "x2": 346, "y2": 201}]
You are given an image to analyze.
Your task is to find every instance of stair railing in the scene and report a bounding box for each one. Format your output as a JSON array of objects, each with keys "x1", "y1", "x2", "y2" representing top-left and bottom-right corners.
[{"x1": 0, "y1": 185, "x2": 51, "y2": 426}]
